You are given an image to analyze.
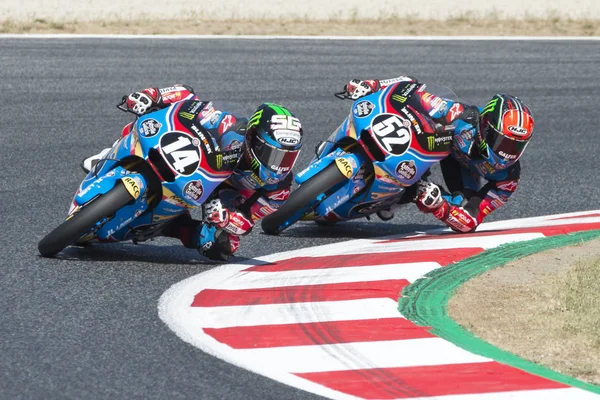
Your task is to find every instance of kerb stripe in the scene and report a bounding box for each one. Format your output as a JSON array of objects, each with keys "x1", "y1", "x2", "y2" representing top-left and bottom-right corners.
[
  {"x1": 244, "y1": 248, "x2": 484, "y2": 272},
  {"x1": 295, "y1": 361, "x2": 568, "y2": 399},
  {"x1": 203, "y1": 317, "x2": 434, "y2": 348},
  {"x1": 193, "y1": 279, "x2": 410, "y2": 307}
]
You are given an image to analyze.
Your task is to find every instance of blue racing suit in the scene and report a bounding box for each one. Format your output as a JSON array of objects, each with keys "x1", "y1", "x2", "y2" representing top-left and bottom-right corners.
[
  {"x1": 346, "y1": 76, "x2": 521, "y2": 232},
  {"x1": 119, "y1": 85, "x2": 293, "y2": 259}
]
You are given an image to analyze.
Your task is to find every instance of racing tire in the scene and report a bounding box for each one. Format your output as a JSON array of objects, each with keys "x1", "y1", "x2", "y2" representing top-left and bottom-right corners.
[
  {"x1": 261, "y1": 163, "x2": 348, "y2": 235},
  {"x1": 38, "y1": 182, "x2": 135, "y2": 257}
]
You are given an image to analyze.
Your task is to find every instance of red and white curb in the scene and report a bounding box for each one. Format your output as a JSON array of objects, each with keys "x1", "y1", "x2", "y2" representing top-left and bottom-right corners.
[{"x1": 159, "y1": 210, "x2": 600, "y2": 399}]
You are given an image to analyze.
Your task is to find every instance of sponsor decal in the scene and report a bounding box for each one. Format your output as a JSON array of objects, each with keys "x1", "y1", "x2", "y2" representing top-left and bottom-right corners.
[
  {"x1": 335, "y1": 157, "x2": 354, "y2": 178},
  {"x1": 190, "y1": 124, "x2": 213, "y2": 155},
  {"x1": 139, "y1": 119, "x2": 162, "y2": 137},
  {"x1": 497, "y1": 180, "x2": 518, "y2": 192},
  {"x1": 399, "y1": 107, "x2": 423, "y2": 134},
  {"x1": 179, "y1": 111, "x2": 195, "y2": 121},
  {"x1": 425, "y1": 133, "x2": 453, "y2": 152},
  {"x1": 187, "y1": 101, "x2": 204, "y2": 114},
  {"x1": 268, "y1": 189, "x2": 290, "y2": 202},
  {"x1": 183, "y1": 180, "x2": 204, "y2": 202},
  {"x1": 159, "y1": 86, "x2": 180, "y2": 94},
  {"x1": 273, "y1": 129, "x2": 301, "y2": 146},
  {"x1": 225, "y1": 139, "x2": 242, "y2": 151},
  {"x1": 219, "y1": 114, "x2": 236, "y2": 134},
  {"x1": 448, "y1": 103, "x2": 464, "y2": 122},
  {"x1": 270, "y1": 164, "x2": 291, "y2": 173},
  {"x1": 353, "y1": 100, "x2": 375, "y2": 118},
  {"x1": 106, "y1": 215, "x2": 135, "y2": 236},
  {"x1": 395, "y1": 160, "x2": 417, "y2": 181},
  {"x1": 507, "y1": 125, "x2": 529, "y2": 136},
  {"x1": 122, "y1": 177, "x2": 141, "y2": 199},
  {"x1": 209, "y1": 111, "x2": 222, "y2": 125},
  {"x1": 352, "y1": 165, "x2": 366, "y2": 183},
  {"x1": 371, "y1": 113, "x2": 412, "y2": 155},
  {"x1": 159, "y1": 131, "x2": 201, "y2": 176},
  {"x1": 499, "y1": 150, "x2": 518, "y2": 160}
]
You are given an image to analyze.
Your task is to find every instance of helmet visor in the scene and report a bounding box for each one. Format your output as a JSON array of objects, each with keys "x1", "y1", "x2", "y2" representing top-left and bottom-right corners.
[
  {"x1": 251, "y1": 136, "x2": 300, "y2": 174},
  {"x1": 483, "y1": 122, "x2": 529, "y2": 161}
]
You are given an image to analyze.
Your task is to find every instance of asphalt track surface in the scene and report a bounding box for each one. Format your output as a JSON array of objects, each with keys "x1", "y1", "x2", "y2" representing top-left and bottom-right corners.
[{"x1": 1, "y1": 38, "x2": 599, "y2": 400}]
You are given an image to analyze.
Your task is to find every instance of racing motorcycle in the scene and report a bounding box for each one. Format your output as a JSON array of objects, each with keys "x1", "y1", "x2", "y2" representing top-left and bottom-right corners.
[
  {"x1": 261, "y1": 80, "x2": 457, "y2": 234},
  {"x1": 38, "y1": 99, "x2": 236, "y2": 257}
]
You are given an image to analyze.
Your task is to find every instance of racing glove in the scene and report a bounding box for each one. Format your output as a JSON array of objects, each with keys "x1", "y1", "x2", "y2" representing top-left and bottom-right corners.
[
  {"x1": 203, "y1": 198, "x2": 254, "y2": 236},
  {"x1": 344, "y1": 79, "x2": 380, "y2": 100},
  {"x1": 415, "y1": 181, "x2": 478, "y2": 233},
  {"x1": 123, "y1": 88, "x2": 160, "y2": 116}
]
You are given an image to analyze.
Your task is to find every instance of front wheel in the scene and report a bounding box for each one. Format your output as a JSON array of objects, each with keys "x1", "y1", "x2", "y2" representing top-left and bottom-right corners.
[
  {"x1": 38, "y1": 182, "x2": 135, "y2": 257},
  {"x1": 261, "y1": 163, "x2": 348, "y2": 235}
]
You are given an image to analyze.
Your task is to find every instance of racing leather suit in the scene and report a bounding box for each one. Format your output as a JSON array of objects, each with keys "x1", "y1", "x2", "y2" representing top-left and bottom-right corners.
[
  {"x1": 115, "y1": 85, "x2": 292, "y2": 260},
  {"x1": 346, "y1": 77, "x2": 520, "y2": 233}
]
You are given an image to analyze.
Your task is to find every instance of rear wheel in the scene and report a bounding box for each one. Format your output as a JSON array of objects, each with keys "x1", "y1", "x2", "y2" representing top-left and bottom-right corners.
[
  {"x1": 261, "y1": 163, "x2": 347, "y2": 235},
  {"x1": 38, "y1": 182, "x2": 135, "y2": 257}
]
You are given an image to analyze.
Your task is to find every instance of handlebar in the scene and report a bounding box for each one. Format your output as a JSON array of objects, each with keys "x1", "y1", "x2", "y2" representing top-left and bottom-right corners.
[{"x1": 334, "y1": 91, "x2": 351, "y2": 100}]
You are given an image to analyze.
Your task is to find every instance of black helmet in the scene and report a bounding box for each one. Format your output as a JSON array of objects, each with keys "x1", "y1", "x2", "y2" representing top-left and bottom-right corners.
[{"x1": 242, "y1": 103, "x2": 303, "y2": 184}]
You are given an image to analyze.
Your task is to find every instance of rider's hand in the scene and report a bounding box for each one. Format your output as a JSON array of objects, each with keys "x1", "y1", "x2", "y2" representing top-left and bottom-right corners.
[
  {"x1": 203, "y1": 198, "x2": 253, "y2": 236},
  {"x1": 344, "y1": 79, "x2": 380, "y2": 100},
  {"x1": 123, "y1": 88, "x2": 160, "y2": 116},
  {"x1": 415, "y1": 180, "x2": 444, "y2": 213}
]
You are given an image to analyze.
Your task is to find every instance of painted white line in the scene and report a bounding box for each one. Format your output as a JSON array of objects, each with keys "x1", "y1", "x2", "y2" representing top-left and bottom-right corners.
[
  {"x1": 210, "y1": 262, "x2": 440, "y2": 289},
  {"x1": 234, "y1": 337, "x2": 490, "y2": 373},
  {"x1": 366, "y1": 233, "x2": 544, "y2": 254},
  {"x1": 1, "y1": 34, "x2": 600, "y2": 41},
  {"x1": 184, "y1": 298, "x2": 401, "y2": 328},
  {"x1": 407, "y1": 387, "x2": 600, "y2": 400}
]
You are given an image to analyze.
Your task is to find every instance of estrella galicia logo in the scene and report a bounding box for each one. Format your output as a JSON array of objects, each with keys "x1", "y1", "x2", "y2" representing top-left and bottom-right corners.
[
  {"x1": 396, "y1": 160, "x2": 417, "y2": 181},
  {"x1": 139, "y1": 119, "x2": 162, "y2": 137},
  {"x1": 353, "y1": 100, "x2": 375, "y2": 118}
]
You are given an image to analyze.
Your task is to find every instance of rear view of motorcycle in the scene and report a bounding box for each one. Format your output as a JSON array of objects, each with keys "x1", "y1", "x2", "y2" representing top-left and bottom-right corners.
[
  {"x1": 38, "y1": 99, "x2": 233, "y2": 257},
  {"x1": 261, "y1": 80, "x2": 457, "y2": 234}
]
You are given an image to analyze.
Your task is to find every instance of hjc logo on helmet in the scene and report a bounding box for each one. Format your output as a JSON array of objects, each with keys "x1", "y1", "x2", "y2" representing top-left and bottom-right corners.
[{"x1": 507, "y1": 125, "x2": 529, "y2": 136}]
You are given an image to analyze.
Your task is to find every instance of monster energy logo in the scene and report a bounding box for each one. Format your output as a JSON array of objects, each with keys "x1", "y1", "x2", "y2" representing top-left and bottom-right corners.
[
  {"x1": 179, "y1": 111, "x2": 195, "y2": 120},
  {"x1": 215, "y1": 154, "x2": 223, "y2": 169},
  {"x1": 247, "y1": 109, "x2": 263, "y2": 128},
  {"x1": 427, "y1": 136, "x2": 435, "y2": 151},
  {"x1": 250, "y1": 158, "x2": 260, "y2": 170},
  {"x1": 481, "y1": 98, "x2": 499, "y2": 116},
  {"x1": 392, "y1": 94, "x2": 408, "y2": 103}
]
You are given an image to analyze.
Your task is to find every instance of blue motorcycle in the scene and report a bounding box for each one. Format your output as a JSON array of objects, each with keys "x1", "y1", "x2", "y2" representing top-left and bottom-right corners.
[
  {"x1": 38, "y1": 99, "x2": 236, "y2": 257},
  {"x1": 261, "y1": 81, "x2": 457, "y2": 234}
]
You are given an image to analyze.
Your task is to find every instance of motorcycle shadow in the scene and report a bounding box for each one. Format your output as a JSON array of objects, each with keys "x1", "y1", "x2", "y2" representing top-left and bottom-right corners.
[
  {"x1": 52, "y1": 242, "x2": 221, "y2": 265},
  {"x1": 265, "y1": 221, "x2": 443, "y2": 239}
]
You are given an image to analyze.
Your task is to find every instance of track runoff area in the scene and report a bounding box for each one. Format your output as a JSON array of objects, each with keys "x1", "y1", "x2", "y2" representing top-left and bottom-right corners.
[{"x1": 160, "y1": 209, "x2": 600, "y2": 399}]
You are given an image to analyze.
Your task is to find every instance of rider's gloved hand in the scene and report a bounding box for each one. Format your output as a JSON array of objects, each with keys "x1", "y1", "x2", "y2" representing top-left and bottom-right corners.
[
  {"x1": 123, "y1": 88, "x2": 160, "y2": 116},
  {"x1": 344, "y1": 79, "x2": 380, "y2": 100},
  {"x1": 415, "y1": 180, "x2": 445, "y2": 214},
  {"x1": 203, "y1": 198, "x2": 254, "y2": 236},
  {"x1": 195, "y1": 224, "x2": 240, "y2": 261}
]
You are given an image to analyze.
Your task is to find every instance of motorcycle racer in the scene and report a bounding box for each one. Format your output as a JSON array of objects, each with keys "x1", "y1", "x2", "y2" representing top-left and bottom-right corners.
[
  {"x1": 343, "y1": 76, "x2": 534, "y2": 233},
  {"x1": 82, "y1": 85, "x2": 303, "y2": 260}
]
